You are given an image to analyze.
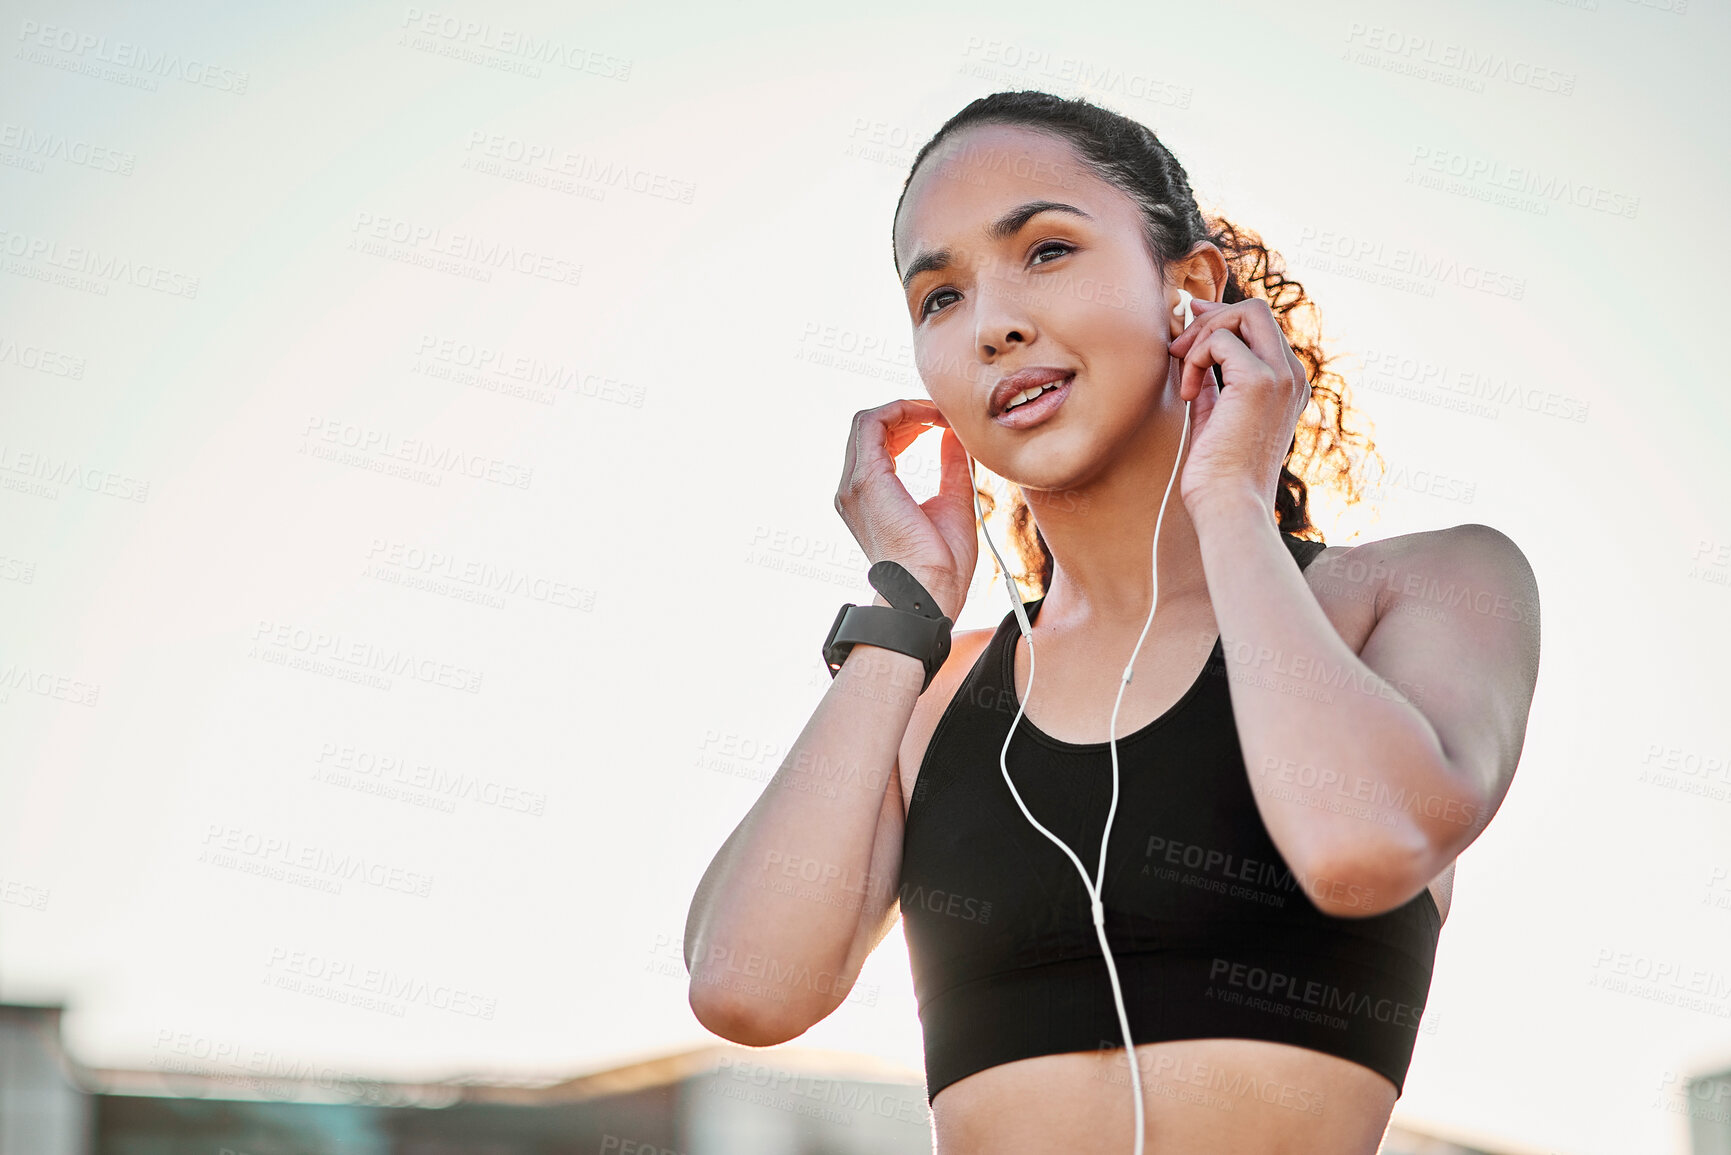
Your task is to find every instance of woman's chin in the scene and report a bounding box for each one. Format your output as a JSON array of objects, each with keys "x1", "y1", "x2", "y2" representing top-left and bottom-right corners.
[{"x1": 996, "y1": 452, "x2": 1101, "y2": 502}]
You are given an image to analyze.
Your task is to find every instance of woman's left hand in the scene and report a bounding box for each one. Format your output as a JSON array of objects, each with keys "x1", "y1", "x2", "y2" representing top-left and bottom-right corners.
[{"x1": 1165, "y1": 296, "x2": 1312, "y2": 513}]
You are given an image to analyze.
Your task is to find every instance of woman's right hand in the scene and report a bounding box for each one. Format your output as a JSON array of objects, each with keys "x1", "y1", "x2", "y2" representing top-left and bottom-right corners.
[{"x1": 834, "y1": 400, "x2": 978, "y2": 622}]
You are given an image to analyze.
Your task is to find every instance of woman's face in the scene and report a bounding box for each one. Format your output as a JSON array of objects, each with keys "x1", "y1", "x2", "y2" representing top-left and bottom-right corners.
[{"x1": 893, "y1": 123, "x2": 1184, "y2": 493}]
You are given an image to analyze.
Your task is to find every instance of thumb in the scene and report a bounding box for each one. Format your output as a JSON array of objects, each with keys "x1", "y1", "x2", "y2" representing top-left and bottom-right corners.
[
  {"x1": 936, "y1": 426, "x2": 973, "y2": 499},
  {"x1": 926, "y1": 426, "x2": 979, "y2": 535},
  {"x1": 1186, "y1": 376, "x2": 1219, "y2": 426}
]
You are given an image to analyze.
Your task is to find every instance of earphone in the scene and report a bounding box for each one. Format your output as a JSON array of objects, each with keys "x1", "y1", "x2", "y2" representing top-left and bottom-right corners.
[{"x1": 962, "y1": 286, "x2": 1195, "y2": 1155}]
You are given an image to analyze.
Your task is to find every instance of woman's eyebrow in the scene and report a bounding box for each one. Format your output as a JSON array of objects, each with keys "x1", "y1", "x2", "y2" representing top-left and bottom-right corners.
[{"x1": 900, "y1": 201, "x2": 1093, "y2": 293}]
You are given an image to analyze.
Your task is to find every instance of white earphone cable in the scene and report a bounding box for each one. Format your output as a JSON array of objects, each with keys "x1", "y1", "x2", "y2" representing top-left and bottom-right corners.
[{"x1": 964, "y1": 289, "x2": 1195, "y2": 1155}]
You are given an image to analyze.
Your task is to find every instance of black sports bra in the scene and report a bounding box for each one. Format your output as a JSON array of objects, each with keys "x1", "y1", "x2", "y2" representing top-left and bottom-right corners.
[{"x1": 898, "y1": 533, "x2": 1441, "y2": 1104}]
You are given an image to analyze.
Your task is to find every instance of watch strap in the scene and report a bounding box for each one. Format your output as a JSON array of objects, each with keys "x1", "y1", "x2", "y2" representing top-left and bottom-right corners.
[
  {"x1": 867, "y1": 560, "x2": 946, "y2": 620},
  {"x1": 826, "y1": 606, "x2": 951, "y2": 681},
  {"x1": 822, "y1": 562, "x2": 954, "y2": 692}
]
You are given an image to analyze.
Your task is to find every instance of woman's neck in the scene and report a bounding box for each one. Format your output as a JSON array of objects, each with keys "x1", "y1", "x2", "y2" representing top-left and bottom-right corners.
[{"x1": 1021, "y1": 416, "x2": 1216, "y2": 632}]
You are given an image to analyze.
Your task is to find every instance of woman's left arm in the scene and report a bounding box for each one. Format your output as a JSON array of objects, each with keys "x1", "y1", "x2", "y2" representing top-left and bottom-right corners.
[{"x1": 1171, "y1": 297, "x2": 1542, "y2": 918}]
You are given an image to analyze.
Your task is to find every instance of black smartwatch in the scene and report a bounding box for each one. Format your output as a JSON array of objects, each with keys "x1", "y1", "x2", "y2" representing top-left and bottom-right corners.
[{"x1": 822, "y1": 561, "x2": 953, "y2": 693}]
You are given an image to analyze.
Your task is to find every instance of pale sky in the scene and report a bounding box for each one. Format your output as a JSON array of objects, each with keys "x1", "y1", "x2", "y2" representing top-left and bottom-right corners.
[{"x1": 1, "y1": 1, "x2": 1728, "y2": 1153}]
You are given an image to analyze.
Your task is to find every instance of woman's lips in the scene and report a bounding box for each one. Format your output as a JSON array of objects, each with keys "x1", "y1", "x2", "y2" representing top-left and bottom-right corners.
[{"x1": 993, "y1": 375, "x2": 1073, "y2": 428}]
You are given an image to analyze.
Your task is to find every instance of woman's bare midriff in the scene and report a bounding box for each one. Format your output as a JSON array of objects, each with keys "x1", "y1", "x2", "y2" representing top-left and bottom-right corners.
[
  {"x1": 929, "y1": 1038, "x2": 1398, "y2": 1155},
  {"x1": 895, "y1": 553, "x2": 1452, "y2": 1154}
]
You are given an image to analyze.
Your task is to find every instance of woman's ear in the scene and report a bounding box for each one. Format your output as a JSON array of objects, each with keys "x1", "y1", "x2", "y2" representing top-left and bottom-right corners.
[{"x1": 1174, "y1": 243, "x2": 1229, "y2": 310}]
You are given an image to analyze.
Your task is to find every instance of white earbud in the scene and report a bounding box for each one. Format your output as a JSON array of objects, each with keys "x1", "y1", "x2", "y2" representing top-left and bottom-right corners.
[{"x1": 961, "y1": 287, "x2": 1198, "y2": 1155}]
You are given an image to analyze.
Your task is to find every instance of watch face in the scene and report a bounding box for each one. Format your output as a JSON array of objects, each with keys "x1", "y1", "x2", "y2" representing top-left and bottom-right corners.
[{"x1": 823, "y1": 602, "x2": 855, "y2": 675}]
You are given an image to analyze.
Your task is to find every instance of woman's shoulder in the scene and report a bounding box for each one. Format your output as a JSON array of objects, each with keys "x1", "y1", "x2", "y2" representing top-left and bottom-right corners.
[
  {"x1": 1305, "y1": 523, "x2": 1538, "y2": 626},
  {"x1": 1290, "y1": 525, "x2": 1537, "y2": 663},
  {"x1": 1316, "y1": 522, "x2": 1530, "y2": 566}
]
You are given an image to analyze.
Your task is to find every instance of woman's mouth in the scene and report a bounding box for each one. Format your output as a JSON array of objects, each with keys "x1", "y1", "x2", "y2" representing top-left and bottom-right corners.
[{"x1": 994, "y1": 374, "x2": 1073, "y2": 429}]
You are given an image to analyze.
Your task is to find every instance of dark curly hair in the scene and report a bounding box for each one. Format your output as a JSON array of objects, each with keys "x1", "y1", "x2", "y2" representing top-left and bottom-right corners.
[{"x1": 892, "y1": 90, "x2": 1381, "y2": 600}]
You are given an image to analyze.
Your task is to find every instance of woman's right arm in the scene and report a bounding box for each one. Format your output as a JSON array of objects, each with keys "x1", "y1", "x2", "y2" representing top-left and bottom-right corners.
[
  {"x1": 682, "y1": 637, "x2": 927, "y2": 1045},
  {"x1": 683, "y1": 400, "x2": 979, "y2": 1045}
]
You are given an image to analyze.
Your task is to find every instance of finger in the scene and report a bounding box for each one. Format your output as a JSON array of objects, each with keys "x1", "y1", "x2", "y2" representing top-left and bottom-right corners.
[
  {"x1": 1168, "y1": 298, "x2": 1233, "y2": 358},
  {"x1": 841, "y1": 400, "x2": 948, "y2": 494},
  {"x1": 1184, "y1": 362, "x2": 1220, "y2": 427},
  {"x1": 1181, "y1": 327, "x2": 1283, "y2": 401},
  {"x1": 1177, "y1": 322, "x2": 1234, "y2": 401},
  {"x1": 936, "y1": 425, "x2": 971, "y2": 497},
  {"x1": 1175, "y1": 300, "x2": 1292, "y2": 386},
  {"x1": 885, "y1": 407, "x2": 947, "y2": 459},
  {"x1": 924, "y1": 426, "x2": 980, "y2": 544},
  {"x1": 1167, "y1": 297, "x2": 1219, "y2": 358},
  {"x1": 1226, "y1": 302, "x2": 1294, "y2": 377},
  {"x1": 1200, "y1": 303, "x2": 1310, "y2": 401},
  {"x1": 917, "y1": 401, "x2": 951, "y2": 427}
]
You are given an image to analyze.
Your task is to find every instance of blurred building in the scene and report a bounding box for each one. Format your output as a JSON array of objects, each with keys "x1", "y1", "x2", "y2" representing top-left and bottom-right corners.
[
  {"x1": 2, "y1": 1003, "x2": 931, "y2": 1155},
  {"x1": 0, "y1": 1002, "x2": 1693, "y2": 1154},
  {"x1": 0, "y1": 1005, "x2": 93, "y2": 1155},
  {"x1": 1684, "y1": 1065, "x2": 1731, "y2": 1155}
]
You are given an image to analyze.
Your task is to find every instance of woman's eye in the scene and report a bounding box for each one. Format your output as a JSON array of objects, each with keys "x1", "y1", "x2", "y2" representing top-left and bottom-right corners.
[
  {"x1": 919, "y1": 289, "x2": 959, "y2": 318},
  {"x1": 918, "y1": 244, "x2": 1072, "y2": 319}
]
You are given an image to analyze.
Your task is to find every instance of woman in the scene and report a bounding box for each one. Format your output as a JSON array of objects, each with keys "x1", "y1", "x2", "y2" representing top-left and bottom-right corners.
[{"x1": 685, "y1": 90, "x2": 1541, "y2": 1155}]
